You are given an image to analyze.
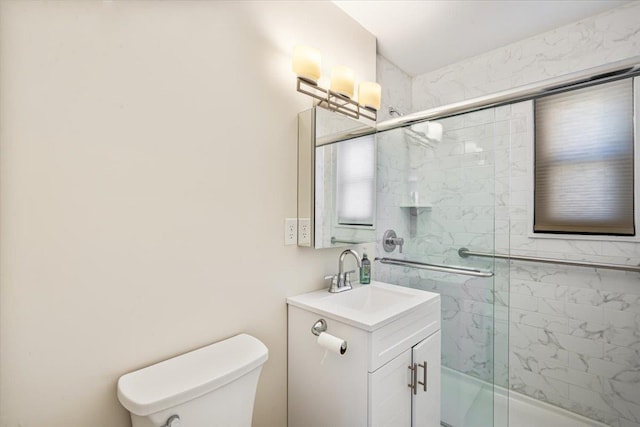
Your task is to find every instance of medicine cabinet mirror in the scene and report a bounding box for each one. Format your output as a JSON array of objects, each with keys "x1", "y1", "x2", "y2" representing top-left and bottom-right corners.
[{"x1": 298, "y1": 107, "x2": 377, "y2": 248}]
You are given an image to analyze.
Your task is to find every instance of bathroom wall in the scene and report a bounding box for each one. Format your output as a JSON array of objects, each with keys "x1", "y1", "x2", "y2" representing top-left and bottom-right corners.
[
  {"x1": 377, "y1": 55, "x2": 412, "y2": 122},
  {"x1": 0, "y1": 2, "x2": 375, "y2": 426},
  {"x1": 411, "y1": 2, "x2": 640, "y2": 426}
]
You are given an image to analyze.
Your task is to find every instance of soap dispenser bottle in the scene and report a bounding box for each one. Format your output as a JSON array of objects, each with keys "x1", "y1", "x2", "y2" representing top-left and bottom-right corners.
[{"x1": 360, "y1": 251, "x2": 371, "y2": 284}]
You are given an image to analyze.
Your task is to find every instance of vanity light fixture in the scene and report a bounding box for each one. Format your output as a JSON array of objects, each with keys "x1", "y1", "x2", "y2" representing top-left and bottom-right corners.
[
  {"x1": 330, "y1": 65, "x2": 355, "y2": 98},
  {"x1": 358, "y1": 81, "x2": 381, "y2": 111},
  {"x1": 293, "y1": 45, "x2": 379, "y2": 121},
  {"x1": 292, "y1": 45, "x2": 321, "y2": 83}
]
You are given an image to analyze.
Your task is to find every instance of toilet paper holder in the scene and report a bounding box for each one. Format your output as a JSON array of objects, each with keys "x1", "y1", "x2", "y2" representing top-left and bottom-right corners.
[
  {"x1": 312, "y1": 319, "x2": 347, "y2": 355},
  {"x1": 311, "y1": 319, "x2": 327, "y2": 336}
]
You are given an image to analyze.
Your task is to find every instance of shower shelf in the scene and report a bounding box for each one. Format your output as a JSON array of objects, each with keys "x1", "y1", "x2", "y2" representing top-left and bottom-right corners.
[{"x1": 399, "y1": 204, "x2": 431, "y2": 237}]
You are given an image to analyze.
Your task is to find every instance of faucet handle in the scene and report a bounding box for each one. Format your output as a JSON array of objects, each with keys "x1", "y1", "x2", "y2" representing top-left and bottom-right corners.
[
  {"x1": 324, "y1": 274, "x2": 339, "y2": 292},
  {"x1": 341, "y1": 270, "x2": 355, "y2": 288}
]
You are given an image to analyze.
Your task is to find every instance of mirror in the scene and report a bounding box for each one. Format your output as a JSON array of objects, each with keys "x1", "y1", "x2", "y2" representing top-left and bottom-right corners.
[{"x1": 298, "y1": 107, "x2": 377, "y2": 248}]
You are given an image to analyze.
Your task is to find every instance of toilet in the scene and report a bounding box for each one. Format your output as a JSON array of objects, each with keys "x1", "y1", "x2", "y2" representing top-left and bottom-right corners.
[{"x1": 117, "y1": 333, "x2": 268, "y2": 427}]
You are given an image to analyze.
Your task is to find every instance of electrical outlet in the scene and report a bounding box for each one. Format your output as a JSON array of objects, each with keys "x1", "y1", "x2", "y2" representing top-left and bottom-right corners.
[
  {"x1": 284, "y1": 218, "x2": 297, "y2": 245},
  {"x1": 299, "y1": 218, "x2": 310, "y2": 245}
]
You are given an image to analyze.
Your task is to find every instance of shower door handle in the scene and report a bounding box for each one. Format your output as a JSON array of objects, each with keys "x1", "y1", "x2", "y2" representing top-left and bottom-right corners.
[
  {"x1": 418, "y1": 361, "x2": 427, "y2": 392},
  {"x1": 407, "y1": 363, "x2": 417, "y2": 395}
]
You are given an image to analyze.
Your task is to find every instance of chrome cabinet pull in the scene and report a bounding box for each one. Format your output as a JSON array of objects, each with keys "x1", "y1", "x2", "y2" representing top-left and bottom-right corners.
[
  {"x1": 408, "y1": 363, "x2": 417, "y2": 395},
  {"x1": 418, "y1": 361, "x2": 427, "y2": 392}
]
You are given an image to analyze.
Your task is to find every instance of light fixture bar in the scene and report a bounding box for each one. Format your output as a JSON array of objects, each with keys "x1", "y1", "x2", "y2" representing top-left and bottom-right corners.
[{"x1": 296, "y1": 78, "x2": 377, "y2": 121}]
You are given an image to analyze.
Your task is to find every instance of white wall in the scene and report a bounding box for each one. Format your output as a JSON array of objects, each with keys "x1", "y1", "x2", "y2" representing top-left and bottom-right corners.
[{"x1": 0, "y1": 1, "x2": 375, "y2": 426}]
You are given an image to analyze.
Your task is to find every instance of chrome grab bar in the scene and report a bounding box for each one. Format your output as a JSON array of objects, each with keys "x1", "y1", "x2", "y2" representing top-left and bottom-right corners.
[
  {"x1": 374, "y1": 257, "x2": 494, "y2": 278},
  {"x1": 458, "y1": 247, "x2": 640, "y2": 273}
]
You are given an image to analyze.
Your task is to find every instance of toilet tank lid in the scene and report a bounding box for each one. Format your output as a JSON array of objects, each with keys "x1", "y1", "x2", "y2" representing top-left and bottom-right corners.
[{"x1": 117, "y1": 333, "x2": 268, "y2": 416}]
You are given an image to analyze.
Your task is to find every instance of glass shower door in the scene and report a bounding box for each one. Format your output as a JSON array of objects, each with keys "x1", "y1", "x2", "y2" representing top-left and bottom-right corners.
[{"x1": 374, "y1": 107, "x2": 510, "y2": 427}]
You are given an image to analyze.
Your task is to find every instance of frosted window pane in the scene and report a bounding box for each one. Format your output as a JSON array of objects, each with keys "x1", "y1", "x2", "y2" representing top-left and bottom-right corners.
[
  {"x1": 336, "y1": 135, "x2": 375, "y2": 226},
  {"x1": 534, "y1": 78, "x2": 634, "y2": 235}
]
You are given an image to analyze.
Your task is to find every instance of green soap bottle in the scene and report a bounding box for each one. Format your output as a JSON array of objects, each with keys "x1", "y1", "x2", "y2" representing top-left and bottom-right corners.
[{"x1": 360, "y1": 251, "x2": 371, "y2": 284}]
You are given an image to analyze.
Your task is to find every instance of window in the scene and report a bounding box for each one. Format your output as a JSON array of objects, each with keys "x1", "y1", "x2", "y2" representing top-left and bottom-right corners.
[
  {"x1": 335, "y1": 134, "x2": 375, "y2": 226},
  {"x1": 534, "y1": 78, "x2": 635, "y2": 236}
]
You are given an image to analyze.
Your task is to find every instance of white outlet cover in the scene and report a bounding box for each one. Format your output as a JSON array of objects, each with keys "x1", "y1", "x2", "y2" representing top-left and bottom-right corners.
[
  {"x1": 284, "y1": 218, "x2": 297, "y2": 245},
  {"x1": 299, "y1": 218, "x2": 310, "y2": 245}
]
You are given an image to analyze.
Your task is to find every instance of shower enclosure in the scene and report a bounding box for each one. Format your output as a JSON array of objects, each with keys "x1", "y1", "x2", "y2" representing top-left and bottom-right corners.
[
  {"x1": 367, "y1": 56, "x2": 640, "y2": 427},
  {"x1": 373, "y1": 106, "x2": 511, "y2": 427}
]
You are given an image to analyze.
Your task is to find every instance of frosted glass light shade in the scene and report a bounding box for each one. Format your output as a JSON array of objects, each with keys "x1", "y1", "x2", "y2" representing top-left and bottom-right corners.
[
  {"x1": 358, "y1": 82, "x2": 381, "y2": 110},
  {"x1": 292, "y1": 45, "x2": 321, "y2": 83},
  {"x1": 330, "y1": 66, "x2": 355, "y2": 98}
]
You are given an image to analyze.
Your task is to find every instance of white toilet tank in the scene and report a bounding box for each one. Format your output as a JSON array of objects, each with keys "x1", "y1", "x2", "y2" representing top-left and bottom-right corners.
[{"x1": 117, "y1": 334, "x2": 268, "y2": 427}]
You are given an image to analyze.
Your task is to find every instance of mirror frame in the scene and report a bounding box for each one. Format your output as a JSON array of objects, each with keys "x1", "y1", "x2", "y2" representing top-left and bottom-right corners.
[{"x1": 297, "y1": 107, "x2": 377, "y2": 248}]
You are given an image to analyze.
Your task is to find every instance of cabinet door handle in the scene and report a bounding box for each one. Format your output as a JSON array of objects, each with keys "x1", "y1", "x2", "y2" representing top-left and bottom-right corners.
[
  {"x1": 407, "y1": 363, "x2": 417, "y2": 395},
  {"x1": 418, "y1": 361, "x2": 427, "y2": 392}
]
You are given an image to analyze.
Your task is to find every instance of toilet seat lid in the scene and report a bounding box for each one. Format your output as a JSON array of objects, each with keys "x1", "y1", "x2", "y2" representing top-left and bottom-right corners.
[{"x1": 117, "y1": 333, "x2": 268, "y2": 416}]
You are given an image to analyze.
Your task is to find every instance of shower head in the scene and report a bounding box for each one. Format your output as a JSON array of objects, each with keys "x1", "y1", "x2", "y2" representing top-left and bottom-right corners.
[
  {"x1": 409, "y1": 122, "x2": 443, "y2": 143},
  {"x1": 388, "y1": 106, "x2": 403, "y2": 117},
  {"x1": 388, "y1": 106, "x2": 442, "y2": 147}
]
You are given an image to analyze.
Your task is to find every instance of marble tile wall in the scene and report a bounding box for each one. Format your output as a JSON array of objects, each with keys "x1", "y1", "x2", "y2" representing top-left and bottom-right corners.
[
  {"x1": 377, "y1": 55, "x2": 412, "y2": 121},
  {"x1": 407, "y1": 3, "x2": 640, "y2": 426},
  {"x1": 504, "y1": 100, "x2": 640, "y2": 426},
  {"x1": 412, "y1": 2, "x2": 640, "y2": 111}
]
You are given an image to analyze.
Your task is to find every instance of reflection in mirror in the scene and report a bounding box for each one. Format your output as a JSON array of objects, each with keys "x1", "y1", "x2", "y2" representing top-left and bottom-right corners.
[
  {"x1": 316, "y1": 134, "x2": 376, "y2": 248},
  {"x1": 298, "y1": 107, "x2": 376, "y2": 248}
]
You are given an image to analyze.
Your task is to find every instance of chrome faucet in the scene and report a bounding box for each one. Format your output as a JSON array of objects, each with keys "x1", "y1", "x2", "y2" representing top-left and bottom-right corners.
[{"x1": 325, "y1": 249, "x2": 362, "y2": 293}]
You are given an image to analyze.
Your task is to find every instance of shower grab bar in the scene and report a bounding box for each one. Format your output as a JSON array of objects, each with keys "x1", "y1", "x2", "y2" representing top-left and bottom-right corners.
[
  {"x1": 374, "y1": 257, "x2": 494, "y2": 278},
  {"x1": 458, "y1": 247, "x2": 640, "y2": 273}
]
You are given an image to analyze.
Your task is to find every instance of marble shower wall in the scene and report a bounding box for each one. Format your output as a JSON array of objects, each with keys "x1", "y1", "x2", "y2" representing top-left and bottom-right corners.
[
  {"x1": 505, "y1": 100, "x2": 640, "y2": 427},
  {"x1": 412, "y1": 2, "x2": 640, "y2": 112},
  {"x1": 410, "y1": 2, "x2": 640, "y2": 426},
  {"x1": 377, "y1": 55, "x2": 412, "y2": 121}
]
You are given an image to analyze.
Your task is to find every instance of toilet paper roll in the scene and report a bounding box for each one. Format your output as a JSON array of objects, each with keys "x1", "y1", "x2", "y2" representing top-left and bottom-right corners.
[{"x1": 317, "y1": 332, "x2": 347, "y2": 355}]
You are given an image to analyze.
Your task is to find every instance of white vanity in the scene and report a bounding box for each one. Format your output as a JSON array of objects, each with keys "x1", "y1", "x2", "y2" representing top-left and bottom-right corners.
[{"x1": 287, "y1": 281, "x2": 441, "y2": 427}]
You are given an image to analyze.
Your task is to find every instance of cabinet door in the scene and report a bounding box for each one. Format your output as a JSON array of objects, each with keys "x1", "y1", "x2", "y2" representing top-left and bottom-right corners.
[
  {"x1": 412, "y1": 331, "x2": 441, "y2": 427},
  {"x1": 368, "y1": 348, "x2": 412, "y2": 427}
]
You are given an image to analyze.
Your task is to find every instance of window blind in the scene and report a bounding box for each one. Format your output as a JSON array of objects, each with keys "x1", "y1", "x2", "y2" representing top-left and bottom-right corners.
[
  {"x1": 534, "y1": 78, "x2": 635, "y2": 235},
  {"x1": 336, "y1": 134, "x2": 375, "y2": 226}
]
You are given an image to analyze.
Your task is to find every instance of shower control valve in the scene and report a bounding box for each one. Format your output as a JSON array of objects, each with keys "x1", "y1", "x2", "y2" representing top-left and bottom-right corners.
[{"x1": 383, "y1": 229, "x2": 404, "y2": 253}]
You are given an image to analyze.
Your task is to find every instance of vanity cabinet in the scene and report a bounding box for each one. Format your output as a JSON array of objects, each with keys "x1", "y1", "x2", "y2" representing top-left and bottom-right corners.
[
  {"x1": 369, "y1": 331, "x2": 441, "y2": 427},
  {"x1": 287, "y1": 282, "x2": 441, "y2": 427}
]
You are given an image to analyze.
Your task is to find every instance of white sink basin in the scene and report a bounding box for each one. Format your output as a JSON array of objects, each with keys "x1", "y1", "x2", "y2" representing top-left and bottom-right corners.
[
  {"x1": 287, "y1": 281, "x2": 439, "y2": 331},
  {"x1": 330, "y1": 285, "x2": 415, "y2": 312}
]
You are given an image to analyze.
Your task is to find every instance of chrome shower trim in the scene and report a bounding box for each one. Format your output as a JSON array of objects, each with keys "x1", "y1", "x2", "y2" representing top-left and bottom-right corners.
[{"x1": 377, "y1": 56, "x2": 640, "y2": 132}]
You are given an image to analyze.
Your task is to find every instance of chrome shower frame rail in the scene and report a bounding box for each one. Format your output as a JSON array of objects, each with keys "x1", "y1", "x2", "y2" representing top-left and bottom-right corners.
[
  {"x1": 376, "y1": 56, "x2": 640, "y2": 133},
  {"x1": 317, "y1": 56, "x2": 640, "y2": 146},
  {"x1": 375, "y1": 257, "x2": 494, "y2": 278},
  {"x1": 458, "y1": 247, "x2": 640, "y2": 273}
]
